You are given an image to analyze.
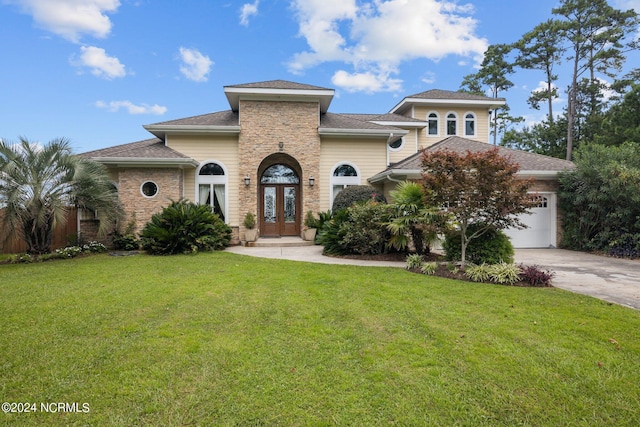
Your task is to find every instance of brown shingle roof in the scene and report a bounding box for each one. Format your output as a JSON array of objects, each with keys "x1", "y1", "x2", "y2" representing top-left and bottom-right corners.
[
  {"x1": 406, "y1": 89, "x2": 503, "y2": 102},
  {"x1": 320, "y1": 113, "x2": 404, "y2": 132},
  {"x1": 148, "y1": 110, "x2": 239, "y2": 127},
  {"x1": 81, "y1": 138, "x2": 193, "y2": 160},
  {"x1": 371, "y1": 136, "x2": 575, "y2": 182},
  {"x1": 341, "y1": 113, "x2": 426, "y2": 124},
  {"x1": 224, "y1": 80, "x2": 332, "y2": 91}
]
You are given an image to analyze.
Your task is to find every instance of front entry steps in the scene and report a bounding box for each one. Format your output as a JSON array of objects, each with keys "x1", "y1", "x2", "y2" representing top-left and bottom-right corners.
[{"x1": 243, "y1": 236, "x2": 314, "y2": 248}]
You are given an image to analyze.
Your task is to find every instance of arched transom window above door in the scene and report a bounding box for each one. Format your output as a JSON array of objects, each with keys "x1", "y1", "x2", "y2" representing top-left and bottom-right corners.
[
  {"x1": 330, "y1": 163, "x2": 360, "y2": 207},
  {"x1": 196, "y1": 161, "x2": 227, "y2": 222},
  {"x1": 260, "y1": 164, "x2": 300, "y2": 184}
]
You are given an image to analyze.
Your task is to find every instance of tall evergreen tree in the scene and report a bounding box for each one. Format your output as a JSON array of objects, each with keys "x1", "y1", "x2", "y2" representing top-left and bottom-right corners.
[
  {"x1": 552, "y1": 0, "x2": 638, "y2": 160},
  {"x1": 514, "y1": 19, "x2": 565, "y2": 123}
]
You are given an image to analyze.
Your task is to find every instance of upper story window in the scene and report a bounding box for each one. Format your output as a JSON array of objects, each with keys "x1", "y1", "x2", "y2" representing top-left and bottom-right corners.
[
  {"x1": 197, "y1": 161, "x2": 227, "y2": 221},
  {"x1": 465, "y1": 112, "x2": 476, "y2": 136},
  {"x1": 446, "y1": 113, "x2": 457, "y2": 136},
  {"x1": 427, "y1": 112, "x2": 439, "y2": 136}
]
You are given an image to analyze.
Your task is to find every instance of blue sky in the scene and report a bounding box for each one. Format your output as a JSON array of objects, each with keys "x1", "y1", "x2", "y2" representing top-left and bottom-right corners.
[{"x1": 1, "y1": 0, "x2": 639, "y2": 153}]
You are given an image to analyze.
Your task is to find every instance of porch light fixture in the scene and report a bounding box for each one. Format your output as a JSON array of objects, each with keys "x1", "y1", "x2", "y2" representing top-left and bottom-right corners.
[
  {"x1": 308, "y1": 176, "x2": 315, "y2": 187},
  {"x1": 244, "y1": 175, "x2": 251, "y2": 186}
]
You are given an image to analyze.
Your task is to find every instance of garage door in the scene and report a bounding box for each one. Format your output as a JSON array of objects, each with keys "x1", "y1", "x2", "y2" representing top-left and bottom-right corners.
[{"x1": 505, "y1": 194, "x2": 556, "y2": 248}]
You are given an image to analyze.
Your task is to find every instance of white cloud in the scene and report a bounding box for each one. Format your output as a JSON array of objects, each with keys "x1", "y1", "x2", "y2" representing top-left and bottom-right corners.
[
  {"x1": 331, "y1": 69, "x2": 402, "y2": 93},
  {"x1": 178, "y1": 47, "x2": 213, "y2": 82},
  {"x1": 240, "y1": 0, "x2": 259, "y2": 26},
  {"x1": 7, "y1": 0, "x2": 120, "y2": 42},
  {"x1": 95, "y1": 100, "x2": 167, "y2": 115},
  {"x1": 613, "y1": 0, "x2": 640, "y2": 12},
  {"x1": 288, "y1": 0, "x2": 487, "y2": 94},
  {"x1": 71, "y1": 45, "x2": 126, "y2": 79}
]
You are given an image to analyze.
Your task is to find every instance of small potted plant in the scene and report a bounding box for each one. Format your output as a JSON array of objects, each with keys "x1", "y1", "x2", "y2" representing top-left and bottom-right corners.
[
  {"x1": 243, "y1": 212, "x2": 257, "y2": 242},
  {"x1": 303, "y1": 210, "x2": 318, "y2": 241}
]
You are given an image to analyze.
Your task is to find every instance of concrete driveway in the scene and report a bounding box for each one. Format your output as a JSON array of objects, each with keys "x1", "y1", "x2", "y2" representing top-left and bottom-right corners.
[{"x1": 514, "y1": 249, "x2": 640, "y2": 310}]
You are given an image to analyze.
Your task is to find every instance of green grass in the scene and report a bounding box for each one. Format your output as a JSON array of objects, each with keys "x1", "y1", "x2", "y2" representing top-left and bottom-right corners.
[{"x1": 1, "y1": 252, "x2": 639, "y2": 426}]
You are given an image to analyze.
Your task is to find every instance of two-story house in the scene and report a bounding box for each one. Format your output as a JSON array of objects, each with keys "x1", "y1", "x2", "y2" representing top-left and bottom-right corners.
[{"x1": 83, "y1": 80, "x2": 574, "y2": 248}]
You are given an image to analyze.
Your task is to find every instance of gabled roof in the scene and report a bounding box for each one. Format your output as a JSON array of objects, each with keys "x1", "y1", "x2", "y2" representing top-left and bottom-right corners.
[
  {"x1": 144, "y1": 110, "x2": 240, "y2": 140},
  {"x1": 81, "y1": 138, "x2": 198, "y2": 167},
  {"x1": 319, "y1": 113, "x2": 407, "y2": 138},
  {"x1": 390, "y1": 89, "x2": 506, "y2": 114},
  {"x1": 369, "y1": 136, "x2": 575, "y2": 183},
  {"x1": 225, "y1": 80, "x2": 332, "y2": 91},
  {"x1": 224, "y1": 79, "x2": 335, "y2": 113}
]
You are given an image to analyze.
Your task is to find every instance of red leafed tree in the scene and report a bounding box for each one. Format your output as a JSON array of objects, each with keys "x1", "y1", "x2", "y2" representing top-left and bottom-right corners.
[{"x1": 421, "y1": 147, "x2": 535, "y2": 266}]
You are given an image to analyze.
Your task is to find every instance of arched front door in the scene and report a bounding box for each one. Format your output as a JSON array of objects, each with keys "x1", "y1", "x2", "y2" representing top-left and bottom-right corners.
[{"x1": 260, "y1": 164, "x2": 300, "y2": 236}]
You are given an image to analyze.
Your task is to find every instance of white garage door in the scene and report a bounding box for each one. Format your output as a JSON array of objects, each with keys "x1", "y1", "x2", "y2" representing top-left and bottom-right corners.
[{"x1": 505, "y1": 193, "x2": 556, "y2": 248}]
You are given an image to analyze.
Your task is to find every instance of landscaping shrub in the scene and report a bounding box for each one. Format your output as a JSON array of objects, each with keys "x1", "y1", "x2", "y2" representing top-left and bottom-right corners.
[
  {"x1": 487, "y1": 263, "x2": 521, "y2": 285},
  {"x1": 443, "y1": 223, "x2": 514, "y2": 265},
  {"x1": 518, "y1": 264, "x2": 555, "y2": 287},
  {"x1": 420, "y1": 262, "x2": 438, "y2": 275},
  {"x1": 6, "y1": 242, "x2": 108, "y2": 264},
  {"x1": 112, "y1": 213, "x2": 140, "y2": 250},
  {"x1": 318, "y1": 209, "x2": 350, "y2": 255},
  {"x1": 338, "y1": 202, "x2": 394, "y2": 255},
  {"x1": 140, "y1": 200, "x2": 232, "y2": 255},
  {"x1": 559, "y1": 142, "x2": 640, "y2": 255},
  {"x1": 332, "y1": 185, "x2": 386, "y2": 212},
  {"x1": 319, "y1": 202, "x2": 393, "y2": 256},
  {"x1": 405, "y1": 254, "x2": 423, "y2": 270}
]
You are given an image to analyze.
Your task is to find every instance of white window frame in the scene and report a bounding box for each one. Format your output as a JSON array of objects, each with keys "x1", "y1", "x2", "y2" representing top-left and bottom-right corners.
[
  {"x1": 464, "y1": 112, "x2": 476, "y2": 137},
  {"x1": 387, "y1": 135, "x2": 405, "y2": 152},
  {"x1": 330, "y1": 162, "x2": 361, "y2": 208},
  {"x1": 195, "y1": 160, "x2": 229, "y2": 223},
  {"x1": 140, "y1": 181, "x2": 159, "y2": 198},
  {"x1": 427, "y1": 111, "x2": 440, "y2": 136},
  {"x1": 446, "y1": 112, "x2": 458, "y2": 136}
]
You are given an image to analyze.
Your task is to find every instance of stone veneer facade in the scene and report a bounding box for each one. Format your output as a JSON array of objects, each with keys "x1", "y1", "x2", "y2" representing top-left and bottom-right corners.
[
  {"x1": 118, "y1": 168, "x2": 184, "y2": 234},
  {"x1": 237, "y1": 100, "x2": 321, "y2": 238}
]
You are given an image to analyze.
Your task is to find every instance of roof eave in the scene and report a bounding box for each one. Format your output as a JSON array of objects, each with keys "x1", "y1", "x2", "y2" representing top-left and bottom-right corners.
[
  {"x1": 224, "y1": 87, "x2": 335, "y2": 113},
  {"x1": 517, "y1": 170, "x2": 562, "y2": 179},
  {"x1": 91, "y1": 157, "x2": 199, "y2": 168},
  {"x1": 369, "y1": 168, "x2": 423, "y2": 183},
  {"x1": 318, "y1": 128, "x2": 405, "y2": 138},
  {"x1": 370, "y1": 120, "x2": 427, "y2": 128},
  {"x1": 143, "y1": 125, "x2": 241, "y2": 139},
  {"x1": 390, "y1": 97, "x2": 506, "y2": 114}
]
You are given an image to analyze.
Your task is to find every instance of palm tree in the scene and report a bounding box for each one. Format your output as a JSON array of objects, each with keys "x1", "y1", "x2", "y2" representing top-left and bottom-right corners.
[
  {"x1": 0, "y1": 137, "x2": 121, "y2": 254},
  {"x1": 387, "y1": 181, "x2": 440, "y2": 255}
]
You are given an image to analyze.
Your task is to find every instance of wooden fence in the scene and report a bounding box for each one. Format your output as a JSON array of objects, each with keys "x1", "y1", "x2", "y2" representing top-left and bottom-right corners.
[{"x1": 0, "y1": 208, "x2": 78, "y2": 254}]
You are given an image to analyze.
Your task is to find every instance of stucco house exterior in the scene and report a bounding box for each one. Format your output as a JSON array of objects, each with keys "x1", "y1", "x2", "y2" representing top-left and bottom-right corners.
[{"x1": 83, "y1": 80, "x2": 574, "y2": 248}]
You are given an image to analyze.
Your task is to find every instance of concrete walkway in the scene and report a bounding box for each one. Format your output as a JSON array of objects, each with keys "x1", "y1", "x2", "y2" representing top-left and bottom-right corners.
[{"x1": 225, "y1": 244, "x2": 640, "y2": 310}]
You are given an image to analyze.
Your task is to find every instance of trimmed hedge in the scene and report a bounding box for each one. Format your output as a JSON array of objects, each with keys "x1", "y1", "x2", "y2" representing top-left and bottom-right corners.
[
  {"x1": 332, "y1": 185, "x2": 386, "y2": 212},
  {"x1": 443, "y1": 224, "x2": 514, "y2": 265}
]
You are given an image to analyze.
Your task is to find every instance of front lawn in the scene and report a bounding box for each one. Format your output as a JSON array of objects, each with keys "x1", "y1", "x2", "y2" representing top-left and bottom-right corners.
[{"x1": 1, "y1": 252, "x2": 639, "y2": 426}]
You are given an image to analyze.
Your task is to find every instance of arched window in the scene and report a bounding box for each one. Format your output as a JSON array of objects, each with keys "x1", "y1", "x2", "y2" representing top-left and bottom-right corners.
[
  {"x1": 196, "y1": 161, "x2": 227, "y2": 221},
  {"x1": 465, "y1": 112, "x2": 476, "y2": 136},
  {"x1": 427, "y1": 112, "x2": 439, "y2": 136},
  {"x1": 330, "y1": 163, "x2": 360, "y2": 207},
  {"x1": 260, "y1": 164, "x2": 300, "y2": 184},
  {"x1": 446, "y1": 112, "x2": 457, "y2": 136}
]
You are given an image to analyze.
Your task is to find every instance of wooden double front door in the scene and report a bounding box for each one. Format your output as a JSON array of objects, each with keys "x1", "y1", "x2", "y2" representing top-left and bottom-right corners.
[{"x1": 260, "y1": 184, "x2": 300, "y2": 236}]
